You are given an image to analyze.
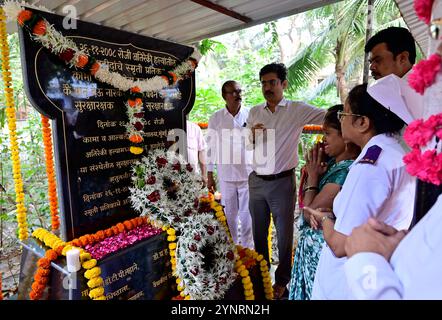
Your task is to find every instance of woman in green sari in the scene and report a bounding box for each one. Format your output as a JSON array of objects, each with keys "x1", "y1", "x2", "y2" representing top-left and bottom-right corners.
[{"x1": 288, "y1": 105, "x2": 360, "y2": 300}]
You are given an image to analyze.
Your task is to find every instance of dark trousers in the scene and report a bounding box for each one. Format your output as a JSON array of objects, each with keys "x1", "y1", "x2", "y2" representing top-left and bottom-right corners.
[{"x1": 248, "y1": 171, "x2": 296, "y2": 287}]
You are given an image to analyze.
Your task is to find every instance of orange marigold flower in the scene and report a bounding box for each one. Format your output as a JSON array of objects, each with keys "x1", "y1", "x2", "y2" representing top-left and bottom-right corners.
[
  {"x1": 111, "y1": 226, "x2": 120, "y2": 235},
  {"x1": 29, "y1": 290, "x2": 42, "y2": 300},
  {"x1": 104, "y1": 229, "x2": 113, "y2": 238},
  {"x1": 31, "y1": 282, "x2": 45, "y2": 292},
  {"x1": 45, "y1": 249, "x2": 58, "y2": 261},
  {"x1": 131, "y1": 86, "x2": 141, "y2": 93},
  {"x1": 76, "y1": 54, "x2": 89, "y2": 68},
  {"x1": 90, "y1": 62, "x2": 100, "y2": 76},
  {"x1": 128, "y1": 99, "x2": 136, "y2": 107},
  {"x1": 96, "y1": 230, "x2": 105, "y2": 240},
  {"x1": 116, "y1": 223, "x2": 125, "y2": 233},
  {"x1": 37, "y1": 258, "x2": 51, "y2": 268},
  {"x1": 135, "y1": 98, "x2": 142, "y2": 105},
  {"x1": 37, "y1": 268, "x2": 51, "y2": 277},
  {"x1": 92, "y1": 233, "x2": 101, "y2": 243},
  {"x1": 129, "y1": 134, "x2": 143, "y2": 143},
  {"x1": 71, "y1": 239, "x2": 81, "y2": 247},
  {"x1": 55, "y1": 246, "x2": 64, "y2": 256},
  {"x1": 79, "y1": 236, "x2": 89, "y2": 247},
  {"x1": 17, "y1": 10, "x2": 33, "y2": 26},
  {"x1": 123, "y1": 220, "x2": 133, "y2": 230}
]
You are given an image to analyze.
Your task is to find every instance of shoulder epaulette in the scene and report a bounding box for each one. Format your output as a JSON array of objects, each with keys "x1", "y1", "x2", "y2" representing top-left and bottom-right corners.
[{"x1": 358, "y1": 145, "x2": 382, "y2": 165}]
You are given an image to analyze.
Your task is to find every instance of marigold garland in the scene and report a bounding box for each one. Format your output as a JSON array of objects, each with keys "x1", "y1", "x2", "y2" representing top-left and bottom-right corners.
[
  {"x1": 3, "y1": 5, "x2": 201, "y2": 93},
  {"x1": 210, "y1": 195, "x2": 273, "y2": 300},
  {"x1": 0, "y1": 8, "x2": 28, "y2": 240},
  {"x1": 32, "y1": 228, "x2": 106, "y2": 300},
  {"x1": 41, "y1": 115, "x2": 60, "y2": 230}
]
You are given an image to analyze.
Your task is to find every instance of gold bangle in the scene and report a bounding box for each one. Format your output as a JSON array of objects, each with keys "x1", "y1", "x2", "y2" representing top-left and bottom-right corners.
[{"x1": 304, "y1": 186, "x2": 319, "y2": 193}]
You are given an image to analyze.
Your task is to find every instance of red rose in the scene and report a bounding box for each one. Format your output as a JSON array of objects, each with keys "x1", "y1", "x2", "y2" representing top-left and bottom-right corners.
[
  {"x1": 134, "y1": 112, "x2": 144, "y2": 118},
  {"x1": 146, "y1": 176, "x2": 156, "y2": 185},
  {"x1": 156, "y1": 157, "x2": 168, "y2": 168},
  {"x1": 184, "y1": 209, "x2": 192, "y2": 216},
  {"x1": 194, "y1": 234, "x2": 201, "y2": 241},
  {"x1": 147, "y1": 190, "x2": 160, "y2": 202},
  {"x1": 206, "y1": 226, "x2": 214, "y2": 235},
  {"x1": 172, "y1": 162, "x2": 181, "y2": 171},
  {"x1": 193, "y1": 198, "x2": 199, "y2": 209},
  {"x1": 186, "y1": 164, "x2": 193, "y2": 172},
  {"x1": 59, "y1": 49, "x2": 74, "y2": 62},
  {"x1": 226, "y1": 250, "x2": 234, "y2": 261},
  {"x1": 189, "y1": 243, "x2": 197, "y2": 252},
  {"x1": 133, "y1": 122, "x2": 144, "y2": 131}
]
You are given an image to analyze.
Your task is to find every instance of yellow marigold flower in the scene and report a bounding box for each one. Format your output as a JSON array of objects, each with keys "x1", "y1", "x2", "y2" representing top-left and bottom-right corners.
[
  {"x1": 167, "y1": 235, "x2": 176, "y2": 242},
  {"x1": 80, "y1": 252, "x2": 92, "y2": 262},
  {"x1": 93, "y1": 295, "x2": 106, "y2": 300},
  {"x1": 176, "y1": 278, "x2": 181, "y2": 284},
  {"x1": 257, "y1": 254, "x2": 264, "y2": 262},
  {"x1": 82, "y1": 259, "x2": 97, "y2": 269},
  {"x1": 259, "y1": 260, "x2": 267, "y2": 266},
  {"x1": 89, "y1": 287, "x2": 105, "y2": 299},
  {"x1": 264, "y1": 287, "x2": 273, "y2": 294},
  {"x1": 184, "y1": 295, "x2": 190, "y2": 300},
  {"x1": 241, "y1": 277, "x2": 251, "y2": 285},
  {"x1": 243, "y1": 282, "x2": 253, "y2": 290},
  {"x1": 244, "y1": 289, "x2": 253, "y2": 297},
  {"x1": 169, "y1": 243, "x2": 176, "y2": 250},
  {"x1": 237, "y1": 265, "x2": 246, "y2": 272},
  {"x1": 177, "y1": 285, "x2": 183, "y2": 291},
  {"x1": 169, "y1": 250, "x2": 176, "y2": 257},
  {"x1": 166, "y1": 228, "x2": 175, "y2": 235},
  {"x1": 62, "y1": 245, "x2": 74, "y2": 256},
  {"x1": 84, "y1": 267, "x2": 101, "y2": 279},
  {"x1": 87, "y1": 277, "x2": 104, "y2": 288},
  {"x1": 130, "y1": 146, "x2": 143, "y2": 155},
  {"x1": 245, "y1": 295, "x2": 255, "y2": 300}
]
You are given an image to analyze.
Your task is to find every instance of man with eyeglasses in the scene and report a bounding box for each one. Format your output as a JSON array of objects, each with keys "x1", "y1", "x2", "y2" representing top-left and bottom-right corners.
[
  {"x1": 246, "y1": 63, "x2": 326, "y2": 299},
  {"x1": 206, "y1": 80, "x2": 254, "y2": 249}
]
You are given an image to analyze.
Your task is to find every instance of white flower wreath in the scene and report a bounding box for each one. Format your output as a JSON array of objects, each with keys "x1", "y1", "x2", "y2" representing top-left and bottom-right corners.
[
  {"x1": 175, "y1": 213, "x2": 237, "y2": 300},
  {"x1": 129, "y1": 148, "x2": 205, "y2": 227}
]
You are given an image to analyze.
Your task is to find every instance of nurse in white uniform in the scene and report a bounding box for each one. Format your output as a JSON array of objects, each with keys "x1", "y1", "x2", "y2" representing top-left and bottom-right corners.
[{"x1": 305, "y1": 75, "x2": 416, "y2": 299}]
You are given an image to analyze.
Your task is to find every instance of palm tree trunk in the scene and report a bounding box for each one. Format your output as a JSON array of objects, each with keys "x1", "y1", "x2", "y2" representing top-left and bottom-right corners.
[
  {"x1": 363, "y1": 0, "x2": 374, "y2": 83},
  {"x1": 335, "y1": 40, "x2": 348, "y2": 103}
]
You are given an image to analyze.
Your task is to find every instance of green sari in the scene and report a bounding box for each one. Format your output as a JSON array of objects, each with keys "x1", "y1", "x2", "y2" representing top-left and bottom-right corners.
[{"x1": 288, "y1": 159, "x2": 354, "y2": 300}]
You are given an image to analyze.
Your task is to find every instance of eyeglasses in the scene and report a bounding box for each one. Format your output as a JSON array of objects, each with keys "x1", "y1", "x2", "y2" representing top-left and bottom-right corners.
[
  {"x1": 225, "y1": 89, "x2": 242, "y2": 95},
  {"x1": 337, "y1": 111, "x2": 364, "y2": 122},
  {"x1": 260, "y1": 79, "x2": 280, "y2": 87}
]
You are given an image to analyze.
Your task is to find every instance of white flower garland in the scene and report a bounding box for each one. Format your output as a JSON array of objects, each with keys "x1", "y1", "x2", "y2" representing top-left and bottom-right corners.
[
  {"x1": 175, "y1": 213, "x2": 237, "y2": 300},
  {"x1": 130, "y1": 149, "x2": 205, "y2": 228},
  {"x1": 3, "y1": 1, "x2": 202, "y2": 93}
]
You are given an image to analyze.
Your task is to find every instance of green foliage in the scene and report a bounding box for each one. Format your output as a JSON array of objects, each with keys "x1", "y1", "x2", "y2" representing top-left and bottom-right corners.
[
  {"x1": 198, "y1": 39, "x2": 227, "y2": 56},
  {"x1": 0, "y1": 34, "x2": 50, "y2": 232}
]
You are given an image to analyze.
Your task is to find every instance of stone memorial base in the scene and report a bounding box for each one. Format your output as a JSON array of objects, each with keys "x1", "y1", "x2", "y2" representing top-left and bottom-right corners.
[{"x1": 17, "y1": 232, "x2": 175, "y2": 300}]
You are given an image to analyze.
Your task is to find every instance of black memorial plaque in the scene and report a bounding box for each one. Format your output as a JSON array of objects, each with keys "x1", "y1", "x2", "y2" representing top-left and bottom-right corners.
[
  {"x1": 18, "y1": 233, "x2": 175, "y2": 300},
  {"x1": 18, "y1": 9, "x2": 195, "y2": 240}
]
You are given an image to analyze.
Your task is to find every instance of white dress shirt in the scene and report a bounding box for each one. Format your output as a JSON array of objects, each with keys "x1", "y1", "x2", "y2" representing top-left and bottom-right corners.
[
  {"x1": 246, "y1": 98, "x2": 325, "y2": 175},
  {"x1": 312, "y1": 133, "x2": 416, "y2": 299},
  {"x1": 344, "y1": 195, "x2": 442, "y2": 299},
  {"x1": 186, "y1": 120, "x2": 206, "y2": 174},
  {"x1": 206, "y1": 107, "x2": 252, "y2": 182}
]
